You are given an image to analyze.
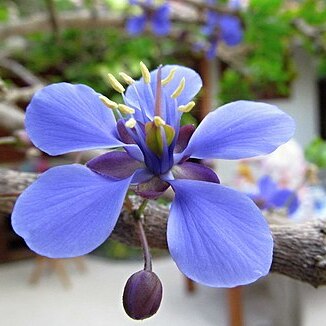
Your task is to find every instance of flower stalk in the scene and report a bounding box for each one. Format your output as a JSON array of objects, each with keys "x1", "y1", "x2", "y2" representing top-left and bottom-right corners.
[{"x1": 134, "y1": 199, "x2": 152, "y2": 271}]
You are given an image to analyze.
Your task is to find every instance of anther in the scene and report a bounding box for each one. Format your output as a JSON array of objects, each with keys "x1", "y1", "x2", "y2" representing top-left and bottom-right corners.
[
  {"x1": 161, "y1": 68, "x2": 177, "y2": 86},
  {"x1": 119, "y1": 72, "x2": 135, "y2": 85},
  {"x1": 171, "y1": 77, "x2": 185, "y2": 99},
  {"x1": 140, "y1": 61, "x2": 151, "y2": 84},
  {"x1": 99, "y1": 95, "x2": 118, "y2": 109},
  {"x1": 125, "y1": 118, "x2": 137, "y2": 128},
  {"x1": 118, "y1": 104, "x2": 135, "y2": 115},
  {"x1": 153, "y1": 116, "x2": 166, "y2": 127},
  {"x1": 178, "y1": 101, "x2": 196, "y2": 113},
  {"x1": 107, "y1": 73, "x2": 125, "y2": 93}
]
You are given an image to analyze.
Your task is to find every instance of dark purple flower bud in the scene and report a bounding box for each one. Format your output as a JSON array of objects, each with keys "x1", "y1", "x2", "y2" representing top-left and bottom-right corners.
[{"x1": 123, "y1": 270, "x2": 163, "y2": 320}]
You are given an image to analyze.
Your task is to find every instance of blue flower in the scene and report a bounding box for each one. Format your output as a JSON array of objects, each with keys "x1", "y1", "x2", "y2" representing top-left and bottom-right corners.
[
  {"x1": 12, "y1": 63, "x2": 295, "y2": 287},
  {"x1": 126, "y1": 0, "x2": 170, "y2": 36},
  {"x1": 249, "y1": 176, "x2": 299, "y2": 215},
  {"x1": 202, "y1": 0, "x2": 243, "y2": 59}
]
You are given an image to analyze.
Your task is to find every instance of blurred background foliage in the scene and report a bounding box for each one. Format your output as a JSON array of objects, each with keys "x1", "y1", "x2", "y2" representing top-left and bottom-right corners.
[{"x1": 0, "y1": 0, "x2": 325, "y2": 103}]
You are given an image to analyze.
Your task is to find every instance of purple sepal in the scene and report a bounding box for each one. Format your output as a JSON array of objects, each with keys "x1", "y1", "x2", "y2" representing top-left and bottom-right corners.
[
  {"x1": 174, "y1": 125, "x2": 196, "y2": 153},
  {"x1": 117, "y1": 120, "x2": 136, "y2": 144},
  {"x1": 135, "y1": 176, "x2": 169, "y2": 199},
  {"x1": 172, "y1": 161, "x2": 220, "y2": 183},
  {"x1": 87, "y1": 151, "x2": 144, "y2": 180}
]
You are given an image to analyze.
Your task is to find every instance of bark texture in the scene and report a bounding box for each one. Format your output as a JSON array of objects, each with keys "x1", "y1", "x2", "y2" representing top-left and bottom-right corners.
[{"x1": 1, "y1": 168, "x2": 326, "y2": 287}]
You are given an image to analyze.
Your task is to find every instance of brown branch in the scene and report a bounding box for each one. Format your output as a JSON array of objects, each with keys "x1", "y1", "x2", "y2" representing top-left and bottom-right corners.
[
  {"x1": 0, "y1": 11, "x2": 124, "y2": 40},
  {"x1": 292, "y1": 19, "x2": 326, "y2": 54},
  {"x1": 0, "y1": 103, "x2": 25, "y2": 132},
  {"x1": 0, "y1": 58, "x2": 43, "y2": 86},
  {"x1": 1, "y1": 168, "x2": 326, "y2": 287}
]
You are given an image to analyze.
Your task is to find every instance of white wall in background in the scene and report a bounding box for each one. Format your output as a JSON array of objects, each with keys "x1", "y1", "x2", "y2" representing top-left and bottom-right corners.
[{"x1": 217, "y1": 47, "x2": 319, "y2": 184}]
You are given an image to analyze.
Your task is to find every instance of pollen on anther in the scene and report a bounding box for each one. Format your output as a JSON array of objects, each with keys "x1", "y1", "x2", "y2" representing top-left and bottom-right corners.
[
  {"x1": 153, "y1": 116, "x2": 166, "y2": 127},
  {"x1": 125, "y1": 118, "x2": 137, "y2": 128},
  {"x1": 107, "y1": 73, "x2": 125, "y2": 93},
  {"x1": 119, "y1": 72, "x2": 135, "y2": 85},
  {"x1": 178, "y1": 101, "x2": 195, "y2": 113},
  {"x1": 99, "y1": 95, "x2": 118, "y2": 109},
  {"x1": 162, "y1": 68, "x2": 177, "y2": 86},
  {"x1": 171, "y1": 77, "x2": 185, "y2": 99},
  {"x1": 140, "y1": 61, "x2": 151, "y2": 84},
  {"x1": 118, "y1": 104, "x2": 135, "y2": 115}
]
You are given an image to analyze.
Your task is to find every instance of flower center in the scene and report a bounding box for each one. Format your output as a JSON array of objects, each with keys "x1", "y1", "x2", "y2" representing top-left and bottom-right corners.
[{"x1": 99, "y1": 61, "x2": 196, "y2": 174}]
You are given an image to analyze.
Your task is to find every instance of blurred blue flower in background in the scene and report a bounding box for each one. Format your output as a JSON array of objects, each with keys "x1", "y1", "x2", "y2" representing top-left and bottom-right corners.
[
  {"x1": 249, "y1": 175, "x2": 300, "y2": 215},
  {"x1": 202, "y1": 0, "x2": 243, "y2": 58},
  {"x1": 12, "y1": 62, "x2": 295, "y2": 287},
  {"x1": 127, "y1": 0, "x2": 170, "y2": 36}
]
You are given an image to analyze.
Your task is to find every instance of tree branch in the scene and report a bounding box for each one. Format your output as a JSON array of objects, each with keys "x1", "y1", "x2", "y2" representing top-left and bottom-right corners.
[{"x1": 1, "y1": 168, "x2": 326, "y2": 287}]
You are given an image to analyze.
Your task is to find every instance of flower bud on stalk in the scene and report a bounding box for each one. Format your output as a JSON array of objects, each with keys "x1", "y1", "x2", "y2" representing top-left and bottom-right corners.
[{"x1": 123, "y1": 270, "x2": 163, "y2": 320}]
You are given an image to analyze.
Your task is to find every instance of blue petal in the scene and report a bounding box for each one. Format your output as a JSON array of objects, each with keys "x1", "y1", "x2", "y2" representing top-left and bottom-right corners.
[
  {"x1": 219, "y1": 15, "x2": 243, "y2": 46},
  {"x1": 26, "y1": 83, "x2": 122, "y2": 155},
  {"x1": 126, "y1": 15, "x2": 146, "y2": 35},
  {"x1": 167, "y1": 179, "x2": 273, "y2": 287},
  {"x1": 12, "y1": 165, "x2": 132, "y2": 258},
  {"x1": 271, "y1": 189, "x2": 299, "y2": 215},
  {"x1": 258, "y1": 176, "x2": 277, "y2": 199},
  {"x1": 183, "y1": 101, "x2": 295, "y2": 160},
  {"x1": 124, "y1": 65, "x2": 202, "y2": 120},
  {"x1": 151, "y1": 4, "x2": 170, "y2": 36}
]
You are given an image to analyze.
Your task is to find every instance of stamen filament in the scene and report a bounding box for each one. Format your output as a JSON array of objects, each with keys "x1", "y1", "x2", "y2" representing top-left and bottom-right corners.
[
  {"x1": 99, "y1": 95, "x2": 118, "y2": 109},
  {"x1": 118, "y1": 104, "x2": 135, "y2": 115},
  {"x1": 155, "y1": 65, "x2": 162, "y2": 117},
  {"x1": 107, "y1": 73, "x2": 125, "y2": 93},
  {"x1": 171, "y1": 77, "x2": 185, "y2": 99},
  {"x1": 178, "y1": 101, "x2": 196, "y2": 113},
  {"x1": 140, "y1": 61, "x2": 151, "y2": 84},
  {"x1": 161, "y1": 67, "x2": 177, "y2": 86},
  {"x1": 119, "y1": 72, "x2": 135, "y2": 85}
]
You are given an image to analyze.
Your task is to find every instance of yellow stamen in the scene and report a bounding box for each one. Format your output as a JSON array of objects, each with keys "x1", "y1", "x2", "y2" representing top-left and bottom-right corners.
[
  {"x1": 107, "y1": 73, "x2": 125, "y2": 93},
  {"x1": 125, "y1": 118, "x2": 137, "y2": 128},
  {"x1": 119, "y1": 72, "x2": 135, "y2": 85},
  {"x1": 161, "y1": 68, "x2": 177, "y2": 86},
  {"x1": 140, "y1": 61, "x2": 151, "y2": 84},
  {"x1": 118, "y1": 104, "x2": 135, "y2": 115},
  {"x1": 178, "y1": 101, "x2": 196, "y2": 113},
  {"x1": 153, "y1": 116, "x2": 166, "y2": 127},
  {"x1": 98, "y1": 95, "x2": 118, "y2": 109},
  {"x1": 171, "y1": 77, "x2": 185, "y2": 99}
]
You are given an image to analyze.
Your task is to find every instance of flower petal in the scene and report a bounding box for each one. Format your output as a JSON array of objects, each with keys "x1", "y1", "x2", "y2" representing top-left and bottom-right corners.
[
  {"x1": 124, "y1": 65, "x2": 202, "y2": 120},
  {"x1": 167, "y1": 179, "x2": 273, "y2": 287},
  {"x1": 258, "y1": 175, "x2": 277, "y2": 199},
  {"x1": 183, "y1": 101, "x2": 295, "y2": 160},
  {"x1": 271, "y1": 189, "x2": 299, "y2": 215},
  {"x1": 87, "y1": 151, "x2": 144, "y2": 179},
  {"x1": 172, "y1": 162, "x2": 219, "y2": 183},
  {"x1": 126, "y1": 15, "x2": 146, "y2": 35},
  {"x1": 174, "y1": 124, "x2": 196, "y2": 153},
  {"x1": 151, "y1": 4, "x2": 170, "y2": 36},
  {"x1": 12, "y1": 165, "x2": 131, "y2": 258},
  {"x1": 219, "y1": 15, "x2": 243, "y2": 46},
  {"x1": 26, "y1": 83, "x2": 122, "y2": 155}
]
